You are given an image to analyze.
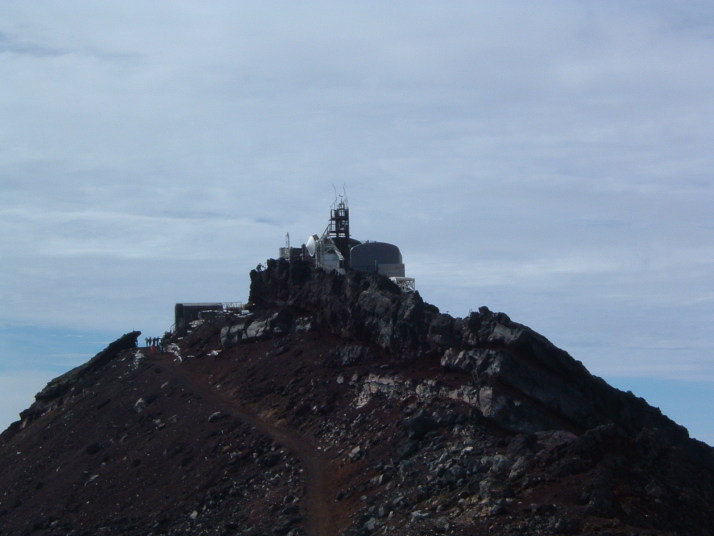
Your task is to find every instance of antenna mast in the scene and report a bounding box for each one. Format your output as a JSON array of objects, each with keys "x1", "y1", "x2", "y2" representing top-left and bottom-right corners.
[{"x1": 328, "y1": 194, "x2": 351, "y2": 267}]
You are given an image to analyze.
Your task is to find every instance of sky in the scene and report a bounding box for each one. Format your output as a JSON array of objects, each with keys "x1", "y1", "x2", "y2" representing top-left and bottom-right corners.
[{"x1": 1, "y1": 1, "x2": 713, "y2": 444}]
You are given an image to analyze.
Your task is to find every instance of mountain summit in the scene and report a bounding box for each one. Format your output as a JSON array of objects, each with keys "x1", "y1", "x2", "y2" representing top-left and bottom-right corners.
[{"x1": 2, "y1": 259, "x2": 713, "y2": 535}]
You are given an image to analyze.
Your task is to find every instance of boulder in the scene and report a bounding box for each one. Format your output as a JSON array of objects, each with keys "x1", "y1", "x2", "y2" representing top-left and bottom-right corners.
[
  {"x1": 406, "y1": 412, "x2": 438, "y2": 440},
  {"x1": 220, "y1": 324, "x2": 244, "y2": 349}
]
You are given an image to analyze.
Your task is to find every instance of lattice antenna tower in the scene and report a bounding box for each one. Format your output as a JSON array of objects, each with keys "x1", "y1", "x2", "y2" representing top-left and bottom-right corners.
[{"x1": 328, "y1": 188, "x2": 351, "y2": 266}]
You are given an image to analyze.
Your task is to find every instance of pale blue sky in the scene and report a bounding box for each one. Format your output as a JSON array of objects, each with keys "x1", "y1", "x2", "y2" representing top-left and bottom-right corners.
[{"x1": 1, "y1": 1, "x2": 713, "y2": 444}]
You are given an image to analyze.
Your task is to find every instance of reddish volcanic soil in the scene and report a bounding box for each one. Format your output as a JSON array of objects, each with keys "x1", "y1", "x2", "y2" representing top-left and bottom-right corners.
[{"x1": 2, "y1": 262, "x2": 713, "y2": 535}]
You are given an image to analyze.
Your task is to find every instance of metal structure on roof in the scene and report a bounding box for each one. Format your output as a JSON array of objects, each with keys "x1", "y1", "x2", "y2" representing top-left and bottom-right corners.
[
  {"x1": 327, "y1": 196, "x2": 351, "y2": 265},
  {"x1": 279, "y1": 195, "x2": 415, "y2": 291}
]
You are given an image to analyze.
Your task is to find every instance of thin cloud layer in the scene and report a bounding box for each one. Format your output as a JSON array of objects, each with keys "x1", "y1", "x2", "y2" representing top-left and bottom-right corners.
[{"x1": 1, "y1": 2, "x2": 713, "y2": 435}]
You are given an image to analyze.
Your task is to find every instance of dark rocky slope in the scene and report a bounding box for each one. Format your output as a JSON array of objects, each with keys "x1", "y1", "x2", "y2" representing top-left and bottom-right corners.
[{"x1": 1, "y1": 259, "x2": 712, "y2": 536}]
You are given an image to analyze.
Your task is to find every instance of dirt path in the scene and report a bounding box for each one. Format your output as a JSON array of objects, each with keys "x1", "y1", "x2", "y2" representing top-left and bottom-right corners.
[{"x1": 152, "y1": 353, "x2": 342, "y2": 536}]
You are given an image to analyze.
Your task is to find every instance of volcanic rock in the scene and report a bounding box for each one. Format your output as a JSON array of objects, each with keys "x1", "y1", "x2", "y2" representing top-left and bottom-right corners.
[{"x1": 1, "y1": 260, "x2": 712, "y2": 536}]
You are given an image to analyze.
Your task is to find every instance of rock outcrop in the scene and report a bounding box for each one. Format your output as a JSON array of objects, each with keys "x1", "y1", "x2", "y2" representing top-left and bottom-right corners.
[
  {"x1": 248, "y1": 260, "x2": 695, "y2": 442},
  {"x1": 12, "y1": 330, "x2": 140, "y2": 430},
  {"x1": 1, "y1": 262, "x2": 712, "y2": 536}
]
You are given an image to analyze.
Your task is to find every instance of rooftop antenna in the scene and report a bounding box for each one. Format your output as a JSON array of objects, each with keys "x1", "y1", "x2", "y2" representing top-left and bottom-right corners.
[
  {"x1": 279, "y1": 232, "x2": 292, "y2": 262},
  {"x1": 327, "y1": 189, "x2": 350, "y2": 266}
]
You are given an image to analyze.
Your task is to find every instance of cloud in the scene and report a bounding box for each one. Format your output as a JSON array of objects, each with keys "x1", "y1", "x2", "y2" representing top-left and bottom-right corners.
[
  {"x1": 1, "y1": 1, "x2": 713, "y2": 436},
  {"x1": 0, "y1": 31, "x2": 64, "y2": 57}
]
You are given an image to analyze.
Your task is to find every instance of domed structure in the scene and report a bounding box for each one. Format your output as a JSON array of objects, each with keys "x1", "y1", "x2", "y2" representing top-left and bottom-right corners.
[{"x1": 349, "y1": 241, "x2": 405, "y2": 278}]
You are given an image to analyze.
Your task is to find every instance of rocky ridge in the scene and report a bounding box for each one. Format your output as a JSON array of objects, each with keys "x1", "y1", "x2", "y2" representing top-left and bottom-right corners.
[
  {"x1": 1, "y1": 258, "x2": 712, "y2": 535},
  {"x1": 247, "y1": 259, "x2": 695, "y2": 440}
]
